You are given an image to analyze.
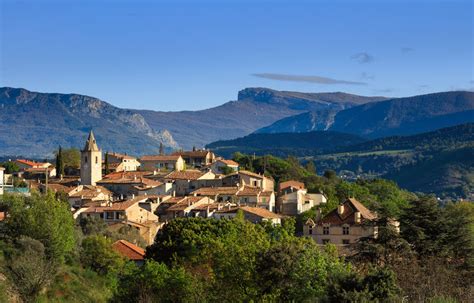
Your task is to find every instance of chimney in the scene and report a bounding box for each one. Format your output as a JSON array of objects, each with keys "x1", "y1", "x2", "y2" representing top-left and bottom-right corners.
[
  {"x1": 60, "y1": 174, "x2": 63, "y2": 181},
  {"x1": 316, "y1": 208, "x2": 322, "y2": 222},
  {"x1": 337, "y1": 204, "x2": 344, "y2": 215},
  {"x1": 354, "y1": 211, "x2": 361, "y2": 224},
  {"x1": 132, "y1": 194, "x2": 135, "y2": 199}
]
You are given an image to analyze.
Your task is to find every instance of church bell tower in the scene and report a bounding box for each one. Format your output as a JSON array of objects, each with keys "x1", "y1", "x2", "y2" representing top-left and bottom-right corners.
[{"x1": 80, "y1": 130, "x2": 102, "y2": 185}]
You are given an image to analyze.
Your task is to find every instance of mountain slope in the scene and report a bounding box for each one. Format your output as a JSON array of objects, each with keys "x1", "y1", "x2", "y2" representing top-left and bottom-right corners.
[
  {"x1": 254, "y1": 110, "x2": 338, "y2": 134},
  {"x1": 255, "y1": 91, "x2": 474, "y2": 138},
  {"x1": 0, "y1": 87, "x2": 178, "y2": 157},
  {"x1": 135, "y1": 88, "x2": 386, "y2": 149},
  {"x1": 206, "y1": 131, "x2": 366, "y2": 158}
]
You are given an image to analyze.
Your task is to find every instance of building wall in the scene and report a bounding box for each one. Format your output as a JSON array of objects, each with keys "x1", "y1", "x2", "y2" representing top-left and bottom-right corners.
[
  {"x1": 303, "y1": 224, "x2": 378, "y2": 245},
  {"x1": 81, "y1": 150, "x2": 102, "y2": 185}
]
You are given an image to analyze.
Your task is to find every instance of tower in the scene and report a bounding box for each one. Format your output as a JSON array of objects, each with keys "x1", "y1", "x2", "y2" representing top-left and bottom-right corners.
[{"x1": 80, "y1": 130, "x2": 102, "y2": 185}]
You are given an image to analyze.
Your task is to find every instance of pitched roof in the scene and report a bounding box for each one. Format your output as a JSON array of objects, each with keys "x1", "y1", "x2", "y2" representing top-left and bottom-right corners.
[
  {"x1": 279, "y1": 180, "x2": 305, "y2": 191},
  {"x1": 217, "y1": 206, "x2": 281, "y2": 219},
  {"x1": 107, "y1": 152, "x2": 136, "y2": 160},
  {"x1": 165, "y1": 170, "x2": 205, "y2": 180},
  {"x1": 83, "y1": 131, "x2": 100, "y2": 152},
  {"x1": 238, "y1": 170, "x2": 264, "y2": 179},
  {"x1": 69, "y1": 185, "x2": 112, "y2": 198},
  {"x1": 83, "y1": 195, "x2": 148, "y2": 212},
  {"x1": 166, "y1": 196, "x2": 207, "y2": 211},
  {"x1": 15, "y1": 159, "x2": 50, "y2": 168},
  {"x1": 191, "y1": 186, "x2": 239, "y2": 196},
  {"x1": 140, "y1": 155, "x2": 182, "y2": 161},
  {"x1": 237, "y1": 186, "x2": 261, "y2": 196},
  {"x1": 172, "y1": 150, "x2": 212, "y2": 157},
  {"x1": 240, "y1": 206, "x2": 281, "y2": 219},
  {"x1": 319, "y1": 198, "x2": 376, "y2": 225},
  {"x1": 218, "y1": 159, "x2": 239, "y2": 166},
  {"x1": 112, "y1": 240, "x2": 145, "y2": 260}
]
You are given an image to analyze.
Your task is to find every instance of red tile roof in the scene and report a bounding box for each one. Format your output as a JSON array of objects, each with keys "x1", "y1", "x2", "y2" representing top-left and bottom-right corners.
[
  {"x1": 165, "y1": 170, "x2": 206, "y2": 180},
  {"x1": 218, "y1": 159, "x2": 239, "y2": 166},
  {"x1": 140, "y1": 155, "x2": 182, "y2": 161},
  {"x1": 279, "y1": 180, "x2": 305, "y2": 191},
  {"x1": 217, "y1": 206, "x2": 281, "y2": 219},
  {"x1": 191, "y1": 186, "x2": 239, "y2": 196},
  {"x1": 319, "y1": 198, "x2": 376, "y2": 226},
  {"x1": 172, "y1": 150, "x2": 212, "y2": 158},
  {"x1": 112, "y1": 240, "x2": 145, "y2": 260},
  {"x1": 15, "y1": 159, "x2": 50, "y2": 168}
]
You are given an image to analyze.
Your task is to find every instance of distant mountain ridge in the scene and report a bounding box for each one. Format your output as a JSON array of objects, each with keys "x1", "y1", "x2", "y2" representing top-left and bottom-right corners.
[
  {"x1": 133, "y1": 87, "x2": 385, "y2": 149},
  {"x1": 255, "y1": 91, "x2": 474, "y2": 138},
  {"x1": 0, "y1": 87, "x2": 178, "y2": 157}
]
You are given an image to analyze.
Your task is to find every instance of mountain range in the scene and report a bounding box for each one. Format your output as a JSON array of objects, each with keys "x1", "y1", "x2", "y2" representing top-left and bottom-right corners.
[
  {"x1": 0, "y1": 87, "x2": 384, "y2": 157},
  {"x1": 255, "y1": 91, "x2": 474, "y2": 138}
]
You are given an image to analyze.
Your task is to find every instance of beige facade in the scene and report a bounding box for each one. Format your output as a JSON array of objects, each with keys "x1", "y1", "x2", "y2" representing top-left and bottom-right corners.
[
  {"x1": 171, "y1": 150, "x2": 216, "y2": 168},
  {"x1": 278, "y1": 189, "x2": 327, "y2": 215},
  {"x1": 210, "y1": 159, "x2": 239, "y2": 174},
  {"x1": 106, "y1": 152, "x2": 141, "y2": 172},
  {"x1": 140, "y1": 155, "x2": 185, "y2": 171},
  {"x1": 80, "y1": 131, "x2": 102, "y2": 186},
  {"x1": 303, "y1": 198, "x2": 379, "y2": 247}
]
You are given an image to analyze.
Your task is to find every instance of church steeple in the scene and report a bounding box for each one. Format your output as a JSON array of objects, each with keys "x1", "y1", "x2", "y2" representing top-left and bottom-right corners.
[
  {"x1": 83, "y1": 130, "x2": 100, "y2": 152},
  {"x1": 80, "y1": 130, "x2": 102, "y2": 185}
]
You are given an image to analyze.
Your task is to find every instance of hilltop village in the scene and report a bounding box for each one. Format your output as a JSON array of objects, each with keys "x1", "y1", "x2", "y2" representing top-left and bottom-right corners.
[
  {"x1": 0, "y1": 131, "x2": 385, "y2": 250},
  {"x1": 0, "y1": 131, "x2": 472, "y2": 302}
]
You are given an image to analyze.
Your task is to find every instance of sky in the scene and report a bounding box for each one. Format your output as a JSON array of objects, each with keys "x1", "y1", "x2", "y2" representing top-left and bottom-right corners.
[{"x1": 0, "y1": 0, "x2": 473, "y2": 111}]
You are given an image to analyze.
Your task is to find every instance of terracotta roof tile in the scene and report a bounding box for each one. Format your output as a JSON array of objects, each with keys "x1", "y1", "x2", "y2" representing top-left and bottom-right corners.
[
  {"x1": 279, "y1": 180, "x2": 305, "y2": 191},
  {"x1": 165, "y1": 170, "x2": 206, "y2": 180},
  {"x1": 112, "y1": 240, "x2": 145, "y2": 260},
  {"x1": 140, "y1": 155, "x2": 182, "y2": 161}
]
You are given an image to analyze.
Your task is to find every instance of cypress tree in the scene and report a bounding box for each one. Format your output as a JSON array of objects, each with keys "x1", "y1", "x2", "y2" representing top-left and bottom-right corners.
[{"x1": 56, "y1": 146, "x2": 64, "y2": 176}]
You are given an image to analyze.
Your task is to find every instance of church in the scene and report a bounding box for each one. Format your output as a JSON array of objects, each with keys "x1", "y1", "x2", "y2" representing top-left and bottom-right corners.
[{"x1": 80, "y1": 131, "x2": 102, "y2": 186}]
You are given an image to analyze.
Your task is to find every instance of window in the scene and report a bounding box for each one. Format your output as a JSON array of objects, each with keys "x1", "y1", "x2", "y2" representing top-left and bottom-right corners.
[
  {"x1": 322, "y1": 239, "x2": 330, "y2": 244},
  {"x1": 85, "y1": 156, "x2": 88, "y2": 164},
  {"x1": 342, "y1": 239, "x2": 350, "y2": 245},
  {"x1": 308, "y1": 227, "x2": 313, "y2": 235},
  {"x1": 323, "y1": 226, "x2": 330, "y2": 235},
  {"x1": 343, "y1": 226, "x2": 350, "y2": 235},
  {"x1": 106, "y1": 212, "x2": 114, "y2": 220},
  {"x1": 95, "y1": 156, "x2": 98, "y2": 164}
]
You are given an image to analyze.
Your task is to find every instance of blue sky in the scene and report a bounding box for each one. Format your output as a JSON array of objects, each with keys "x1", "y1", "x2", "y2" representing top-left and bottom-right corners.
[{"x1": 1, "y1": 0, "x2": 472, "y2": 110}]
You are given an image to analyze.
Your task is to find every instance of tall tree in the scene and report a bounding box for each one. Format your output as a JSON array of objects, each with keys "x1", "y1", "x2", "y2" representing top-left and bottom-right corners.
[
  {"x1": 55, "y1": 146, "x2": 64, "y2": 176},
  {"x1": 104, "y1": 152, "x2": 110, "y2": 175}
]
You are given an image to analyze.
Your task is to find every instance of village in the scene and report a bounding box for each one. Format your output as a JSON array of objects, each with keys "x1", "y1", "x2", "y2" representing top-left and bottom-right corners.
[{"x1": 0, "y1": 131, "x2": 390, "y2": 261}]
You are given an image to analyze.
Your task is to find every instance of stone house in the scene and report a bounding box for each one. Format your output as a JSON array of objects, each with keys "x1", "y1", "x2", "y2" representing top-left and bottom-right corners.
[
  {"x1": 221, "y1": 170, "x2": 274, "y2": 191},
  {"x1": 171, "y1": 150, "x2": 216, "y2": 168},
  {"x1": 105, "y1": 152, "x2": 141, "y2": 172},
  {"x1": 139, "y1": 155, "x2": 185, "y2": 172},
  {"x1": 163, "y1": 170, "x2": 215, "y2": 196},
  {"x1": 277, "y1": 188, "x2": 327, "y2": 215},
  {"x1": 303, "y1": 198, "x2": 378, "y2": 246},
  {"x1": 210, "y1": 159, "x2": 239, "y2": 174}
]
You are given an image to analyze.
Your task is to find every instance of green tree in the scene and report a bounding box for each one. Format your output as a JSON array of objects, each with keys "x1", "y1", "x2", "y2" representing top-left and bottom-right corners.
[
  {"x1": 56, "y1": 145, "x2": 65, "y2": 176},
  {"x1": 80, "y1": 235, "x2": 124, "y2": 275},
  {"x1": 3, "y1": 192, "x2": 76, "y2": 261},
  {"x1": 3, "y1": 236, "x2": 56, "y2": 302},
  {"x1": 0, "y1": 161, "x2": 19, "y2": 174},
  {"x1": 305, "y1": 160, "x2": 317, "y2": 175},
  {"x1": 400, "y1": 196, "x2": 445, "y2": 257},
  {"x1": 113, "y1": 261, "x2": 202, "y2": 303},
  {"x1": 104, "y1": 151, "x2": 110, "y2": 175}
]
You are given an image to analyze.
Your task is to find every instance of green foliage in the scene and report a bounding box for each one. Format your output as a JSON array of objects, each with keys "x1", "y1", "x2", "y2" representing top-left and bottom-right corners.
[
  {"x1": 1, "y1": 192, "x2": 76, "y2": 261},
  {"x1": 113, "y1": 261, "x2": 201, "y2": 303},
  {"x1": 56, "y1": 146, "x2": 65, "y2": 176},
  {"x1": 80, "y1": 235, "x2": 124, "y2": 275},
  {"x1": 0, "y1": 161, "x2": 19, "y2": 174},
  {"x1": 61, "y1": 148, "x2": 81, "y2": 169},
  {"x1": 2, "y1": 236, "x2": 56, "y2": 302}
]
